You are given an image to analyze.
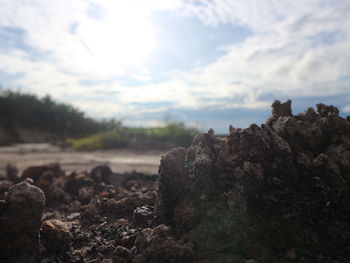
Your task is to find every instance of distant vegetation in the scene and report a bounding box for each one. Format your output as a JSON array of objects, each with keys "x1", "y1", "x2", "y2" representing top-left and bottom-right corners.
[
  {"x1": 69, "y1": 122, "x2": 200, "y2": 151},
  {"x1": 0, "y1": 89, "x2": 200, "y2": 149},
  {"x1": 0, "y1": 90, "x2": 119, "y2": 144}
]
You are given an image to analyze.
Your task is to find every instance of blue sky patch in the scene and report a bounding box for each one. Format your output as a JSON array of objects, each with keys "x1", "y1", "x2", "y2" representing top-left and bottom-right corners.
[
  {"x1": 146, "y1": 12, "x2": 252, "y2": 72},
  {"x1": 0, "y1": 26, "x2": 30, "y2": 52}
]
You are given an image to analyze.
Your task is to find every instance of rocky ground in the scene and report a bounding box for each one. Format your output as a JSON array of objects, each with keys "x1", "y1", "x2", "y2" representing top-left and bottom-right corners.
[{"x1": 1, "y1": 100, "x2": 350, "y2": 262}]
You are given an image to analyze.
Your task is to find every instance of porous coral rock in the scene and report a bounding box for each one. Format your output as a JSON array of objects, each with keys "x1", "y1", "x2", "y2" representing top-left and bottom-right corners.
[{"x1": 156, "y1": 100, "x2": 350, "y2": 262}]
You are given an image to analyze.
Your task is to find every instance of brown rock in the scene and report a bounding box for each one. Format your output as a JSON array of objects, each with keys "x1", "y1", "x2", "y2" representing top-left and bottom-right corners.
[
  {"x1": 133, "y1": 224, "x2": 193, "y2": 263},
  {"x1": 272, "y1": 99, "x2": 292, "y2": 117},
  {"x1": 0, "y1": 181, "x2": 45, "y2": 255},
  {"x1": 41, "y1": 219, "x2": 72, "y2": 252},
  {"x1": 156, "y1": 100, "x2": 350, "y2": 262},
  {"x1": 91, "y1": 165, "x2": 112, "y2": 185},
  {"x1": 21, "y1": 163, "x2": 64, "y2": 182}
]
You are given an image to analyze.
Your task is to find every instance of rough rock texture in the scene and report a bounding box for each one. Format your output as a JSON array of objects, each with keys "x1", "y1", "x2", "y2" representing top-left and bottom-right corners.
[
  {"x1": 90, "y1": 164, "x2": 112, "y2": 185},
  {"x1": 0, "y1": 163, "x2": 179, "y2": 263},
  {"x1": 22, "y1": 163, "x2": 64, "y2": 182},
  {"x1": 0, "y1": 181, "x2": 45, "y2": 258},
  {"x1": 133, "y1": 224, "x2": 193, "y2": 263},
  {"x1": 41, "y1": 219, "x2": 72, "y2": 252},
  {"x1": 156, "y1": 100, "x2": 350, "y2": 262},
  {"x1": 2, "y1": 100, "x2": 350, "y2": 263}
]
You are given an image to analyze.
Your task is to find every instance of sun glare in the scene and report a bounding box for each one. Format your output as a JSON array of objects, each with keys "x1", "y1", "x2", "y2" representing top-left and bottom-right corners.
[{"x1": 76, "y1": 2, "x2": 156, "y2": 75}]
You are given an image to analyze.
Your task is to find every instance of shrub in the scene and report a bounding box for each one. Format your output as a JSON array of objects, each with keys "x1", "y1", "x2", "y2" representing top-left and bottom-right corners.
[{"x1": 69, "y1": 122, "x2": 200, "y2": 151}]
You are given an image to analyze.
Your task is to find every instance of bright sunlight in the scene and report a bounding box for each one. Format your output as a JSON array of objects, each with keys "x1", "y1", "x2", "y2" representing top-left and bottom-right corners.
[{"x1": 70, "y1": 2, "x2": 156, "y2": 76}]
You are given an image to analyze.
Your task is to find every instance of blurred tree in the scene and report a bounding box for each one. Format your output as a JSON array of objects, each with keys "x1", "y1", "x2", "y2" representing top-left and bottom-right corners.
[{"x1": 0, "y1": 89, "x2": 120, "y2": 141}]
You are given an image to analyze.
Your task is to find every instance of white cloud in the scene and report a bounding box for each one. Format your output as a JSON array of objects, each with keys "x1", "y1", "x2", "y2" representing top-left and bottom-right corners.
[
  {"x1": 343, "y1": 105, "x2": 350, "y2": 113},
  {"x1": 178, "y1": 0, "x2": 350, "y2": 106},
  {"x1": 0, "y1": 0, "x2": 160, "y2": 77},
  {"x1": 0, "y1": 0, "x2": 350, "y2": 123}
]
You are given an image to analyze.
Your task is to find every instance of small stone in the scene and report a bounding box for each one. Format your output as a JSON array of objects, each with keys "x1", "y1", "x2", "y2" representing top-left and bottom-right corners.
[
  {"x1": 133, "y1": 205, "x2": 153, "y2": 227},
  {"x1": 41, "y1": 219, "x2": 72, "y2": 252},
  {"x1": 66, "y1": 212, "x2": 81, "y2": 220}
]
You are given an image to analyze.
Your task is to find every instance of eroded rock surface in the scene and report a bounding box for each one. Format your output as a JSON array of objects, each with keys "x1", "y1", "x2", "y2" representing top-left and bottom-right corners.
[
  {"x1": 0, "y1": 181, "x2": 45, "y2": 259},
  {"x1": 41, "y1": 219, "x2": 72, "y2": 252},
  {"x1": 1, "y1": 100, "x2": 350, "y2": 263},
  {"x1": 157, "y1": 100, "x2": 350, "y2": 262}
]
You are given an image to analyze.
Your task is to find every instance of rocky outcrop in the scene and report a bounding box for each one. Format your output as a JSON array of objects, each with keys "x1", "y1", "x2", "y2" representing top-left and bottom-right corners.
[
  {"x1": 0, "y1": 181, "x2": 45, "y2": 258},
  {"x1": 1, "y1": 100, "x2": 350, "y2": 263},
  {"x1": 156, "y1": 100, "x2": 350, "y2": 262}
]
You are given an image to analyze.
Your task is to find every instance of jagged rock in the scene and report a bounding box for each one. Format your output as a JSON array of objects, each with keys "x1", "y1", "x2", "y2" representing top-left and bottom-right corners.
[
  {"x1": 133, "y1": 205, "x2": 154, "y2": 227},
  {"x1": 41, "y1": 219, "x2": 72, "y2": 252},
  {"x1": 63, "y1": 165, "x2": 114, "y2": 205},
  {"x1": 84, "y1": 194, "x2": 154, "y2": 223},
  {"x1": 90, "y1": 165, "x2": 112, "y2": 185},
  {"x1": 156, "y1": 100, "x2": 350, "y2": 262},
  {"x1": 21, "y1": 163, "x2": 64, "y2": 182},
  {"x1": 36, "y1": 170, "x2": 71, "y2": 206},
  {"x1": 272, "y1": 99, "x2": 292, "y2": 117},
  {"x1": 64, "y1": 171, "x2": 93, "y2": 196},
  {"x1": 316, "y1": 103, "x2": 339, "y2": 117},
  {"x1": 133, "y1": 224, "x2": 193, "y2": 263},
  {"x1": 0, "y1": 181, "x2": 45, "y2": 257},
  {"x1": 2, "y1": 100, "x2": 350, "y2": 263}
]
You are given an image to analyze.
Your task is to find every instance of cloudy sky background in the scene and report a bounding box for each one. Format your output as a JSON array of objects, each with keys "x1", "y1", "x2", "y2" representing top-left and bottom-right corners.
[{"x1": 0, "y1": 0, "x2": 350, "y2": 133}]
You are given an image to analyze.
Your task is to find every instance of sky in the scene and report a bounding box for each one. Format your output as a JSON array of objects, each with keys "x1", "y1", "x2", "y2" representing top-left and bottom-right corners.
[{"x1": 0, "y1": 0, "x2": 350, "y2": 133}]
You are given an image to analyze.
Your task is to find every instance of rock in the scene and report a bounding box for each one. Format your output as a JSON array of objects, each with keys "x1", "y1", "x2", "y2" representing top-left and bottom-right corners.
[
  {"x1": 0, "y1": 181, "x2": 45, "y2": 256},
  {"x1": 36, "y1": 170, "x2": 71, "y2": 207},
  {"x1": 66, "y1": 212, "x2": 80, "y2": 220},
  {"x1": 133, "y1": 205, "x2": 154, "y2": 227},
  {"x1": 22, "y1": 163, "x2": 64, "y2": 182},
  {"x1": 156, "y1": 100, "x2": 350, "y2": 262},
  {"x1": 316, "y1": 103, "x2": 339, "y2": 117},
  {"x1": 272, "y1": 99, "x2": 292, "y2": 117},
  {"x1": 78, "y1": 186, "x2": 95, "y2": 204},
  {"x1": 41, "y1": 219, "x2": 72, "y2": 252},
  {"x1": 90, "y1": 165, "x2": 112, "y2": 185},
  {"x1": 3, "y1": 100, "x2": 350, "y2": 263},
  {"x1": 133, "y1": 224, "x2": 193, "y2": 263}
]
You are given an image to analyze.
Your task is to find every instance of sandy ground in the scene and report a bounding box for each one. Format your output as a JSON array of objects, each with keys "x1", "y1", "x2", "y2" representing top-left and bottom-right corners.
[{"x1": 0, "y1": 143, "x2": 167, "y2": 175}]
